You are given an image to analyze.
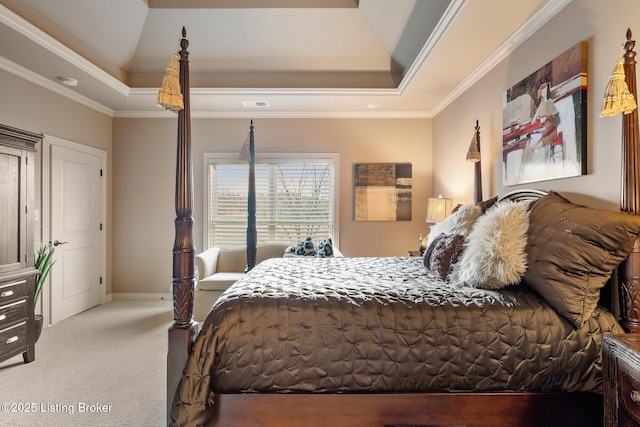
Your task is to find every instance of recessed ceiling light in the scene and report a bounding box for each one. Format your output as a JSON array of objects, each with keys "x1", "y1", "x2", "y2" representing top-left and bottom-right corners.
[
  {"x1": 242, "y1": 101, "x2": 269, "y2": 108},
  {"x1": 58, "y1": 77, "x2": 78, "y2": 87},
  {"x1": 367, "y1": 103, "x2": 381, "y2": 109}
]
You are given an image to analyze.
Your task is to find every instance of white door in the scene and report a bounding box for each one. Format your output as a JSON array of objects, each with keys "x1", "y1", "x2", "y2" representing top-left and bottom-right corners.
[{"x1": 49, "y1": 144, "x2": 102, "y2": 324}]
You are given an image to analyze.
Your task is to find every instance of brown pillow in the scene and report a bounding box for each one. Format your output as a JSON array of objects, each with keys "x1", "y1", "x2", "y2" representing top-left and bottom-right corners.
[
  {"x1": 523, "y1": 192, "x2": 640, "y2": 328},
  {"x1": 476, "y1": 195, "x2": 499, "y2": 213},
  {"x1": 429, "y1": 234, "x2": 465, "y2": 280},
  {"x1": 450, "y1": 196, "x2": 498, "y2": 215},
  {"x1": 423, "y1": 233, "x2": 445, "y2": 270}
]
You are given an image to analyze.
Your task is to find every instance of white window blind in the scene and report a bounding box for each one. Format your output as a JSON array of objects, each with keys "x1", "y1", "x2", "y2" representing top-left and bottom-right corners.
[{"x1": 205, "y1": 153, "x2": 338, "y2": 249}]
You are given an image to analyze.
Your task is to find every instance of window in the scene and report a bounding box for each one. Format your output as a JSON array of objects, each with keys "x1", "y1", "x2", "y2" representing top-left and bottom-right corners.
[{"x1": 205, "y1": 153, "x2": 339, "y2": 249}]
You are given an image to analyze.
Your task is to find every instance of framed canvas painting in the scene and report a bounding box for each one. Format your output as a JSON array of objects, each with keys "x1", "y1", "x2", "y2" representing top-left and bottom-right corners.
[
  {"x1": 354, "y1": 163, "x2": 412, "y2": 221},
  {"x1": 502, "y1": 41, "x2": 587, "y2": 186}
]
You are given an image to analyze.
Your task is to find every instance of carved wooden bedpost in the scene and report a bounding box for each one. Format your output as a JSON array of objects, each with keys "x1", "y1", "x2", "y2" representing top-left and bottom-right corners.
[
  {"x1": 466, "y1": 120, "x2": 482, "y2": 204},
  {"x1": 246, "y1": 120, "x2": 257, "y2": 272},
  {"x1": 473, "y1": 121, "x2": 483, "y2": 204},
  {"x1": 167, "y1": 27, "x2": 198, "y2": 421},
  {"x1": 618, "y1": 29, "x2": 640, "y2": 333}
]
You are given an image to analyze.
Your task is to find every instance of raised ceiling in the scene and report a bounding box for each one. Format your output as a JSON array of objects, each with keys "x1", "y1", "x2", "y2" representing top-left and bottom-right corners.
[{"x1": 0, "y1": 0, "x2": 570, "y2": 118}]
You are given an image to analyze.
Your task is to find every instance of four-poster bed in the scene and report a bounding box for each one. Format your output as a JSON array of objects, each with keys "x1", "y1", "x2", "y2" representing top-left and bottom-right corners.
[{"x1": 166, "y1": 29, "x2": 640, "y2": 427}]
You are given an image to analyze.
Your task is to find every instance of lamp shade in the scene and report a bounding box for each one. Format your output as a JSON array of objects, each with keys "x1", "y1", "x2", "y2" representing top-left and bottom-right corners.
[{"x1": 425, "y1": 197, "x2": 452, "y2": 223}]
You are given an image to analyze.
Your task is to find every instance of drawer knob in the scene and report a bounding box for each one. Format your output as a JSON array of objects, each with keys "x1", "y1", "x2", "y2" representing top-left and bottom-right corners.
[
  {"x1": 5, "y1": 336, "x2": 18, "y2": 344},
  {"x1": 0, "y1": 290, "x2": 14, "y2": 298},
  {"x1": 631, "y1": 390, "x2": 640, "y2": 404}
]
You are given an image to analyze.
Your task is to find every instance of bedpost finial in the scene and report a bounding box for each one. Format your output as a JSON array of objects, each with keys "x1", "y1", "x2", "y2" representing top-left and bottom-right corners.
[
  {"x1": 624, "y1": 29, "x2": 636, "y2": 55},
  {"x1": 180, "y1": 28, "x2": 189, "y2": 51}
]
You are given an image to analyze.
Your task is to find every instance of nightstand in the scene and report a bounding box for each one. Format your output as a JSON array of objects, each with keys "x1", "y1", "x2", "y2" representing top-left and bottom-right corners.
[
  {"x1": 408, "y1": 250, "x2": 423, "y2": 257},
  {"x1": 603, "y1": 334, "x2": 640, "y2": 426}
]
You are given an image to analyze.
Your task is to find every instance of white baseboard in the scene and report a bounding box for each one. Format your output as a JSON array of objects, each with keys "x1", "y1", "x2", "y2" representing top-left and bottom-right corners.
[{"x1": 111, "y1": 292, "x2": 172, "y2": 302}]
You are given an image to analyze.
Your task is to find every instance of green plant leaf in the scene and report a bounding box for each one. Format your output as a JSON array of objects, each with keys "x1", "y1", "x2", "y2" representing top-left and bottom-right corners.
[{"x1": 34, "y1": 242, "x2": 55, "y2": 305}]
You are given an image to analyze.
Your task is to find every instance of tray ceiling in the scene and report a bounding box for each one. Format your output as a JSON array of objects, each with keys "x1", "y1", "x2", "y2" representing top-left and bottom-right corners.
[{"x1": 0, "y1": 0, "x2": 569, "y2": 117}]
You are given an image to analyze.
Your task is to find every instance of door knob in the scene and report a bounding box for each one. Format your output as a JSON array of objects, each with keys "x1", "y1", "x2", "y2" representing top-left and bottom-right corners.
[{"x1": 53, "y1": 240, "x2": 68, "y2": 247}]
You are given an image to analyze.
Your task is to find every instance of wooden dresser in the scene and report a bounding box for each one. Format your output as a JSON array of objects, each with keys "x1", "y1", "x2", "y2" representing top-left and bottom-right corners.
[
  {"x1": 0, "y1": 124, "x2": 41, "y2": 364},
  {"x1": 603, "y1": 334, "x2": 640, "y2": 427}
]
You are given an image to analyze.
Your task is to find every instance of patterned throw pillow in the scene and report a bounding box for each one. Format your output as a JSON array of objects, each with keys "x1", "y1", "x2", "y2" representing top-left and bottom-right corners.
[
  {"x1": 428, "y1": 234, "x2": 465, "y2": 280},
  {"x1": 423, "y1": 233, "x2": 445, "y2": 270},
  {"x1": 315, "y1": 237, "x2": 334, "y2": 257},
  {"x1": 284, "y1": 237, "x2": 317, "y2": 257}
]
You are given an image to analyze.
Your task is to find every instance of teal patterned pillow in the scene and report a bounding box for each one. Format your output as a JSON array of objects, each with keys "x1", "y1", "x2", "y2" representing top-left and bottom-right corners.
[
  {"x1": 284, "y1": 237, "x2": 317, "y2": 257},
  {"x1": 315, "y1": 237, "x2": 334, "y2": 257}
]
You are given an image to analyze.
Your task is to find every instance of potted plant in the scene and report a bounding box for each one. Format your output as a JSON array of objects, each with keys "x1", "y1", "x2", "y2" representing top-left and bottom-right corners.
[{"x1": 34, "y1": 242, "x2": 55, "y2": 342}]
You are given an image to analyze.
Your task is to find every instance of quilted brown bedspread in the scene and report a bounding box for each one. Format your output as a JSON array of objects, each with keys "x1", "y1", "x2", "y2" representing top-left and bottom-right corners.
[{"x1": 170, "y1": 256, "x2": 622, "y2": 426}]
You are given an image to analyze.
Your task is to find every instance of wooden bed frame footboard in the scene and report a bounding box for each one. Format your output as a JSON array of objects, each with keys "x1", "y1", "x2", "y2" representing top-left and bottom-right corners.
[
  {"x1": 208, "y1": 392, "x2": 602, "y2": 427},
  {"x1": 167, "y1": 29, "x2": 640, "y2": 426}
]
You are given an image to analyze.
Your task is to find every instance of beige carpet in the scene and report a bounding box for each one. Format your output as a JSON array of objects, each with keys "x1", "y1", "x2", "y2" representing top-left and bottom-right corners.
[{"x1": 0, "y1": 301, "x2": 173, "y2": 427}]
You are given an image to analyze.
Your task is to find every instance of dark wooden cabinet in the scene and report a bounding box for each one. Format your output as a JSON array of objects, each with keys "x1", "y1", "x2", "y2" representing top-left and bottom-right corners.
[
  {"x1": 603, "y1": 334, "x2": 640, "y2": 427},
  {"x1": 0, "y1": 124, "x2": 41, "y2": 364}
]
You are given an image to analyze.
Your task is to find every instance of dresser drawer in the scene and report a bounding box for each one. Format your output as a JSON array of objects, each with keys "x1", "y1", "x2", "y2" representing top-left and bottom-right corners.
[
  {"x1": 0, "y1": 321, "x2": 26, "y2": 359},
  {"x1": 0, "y1": 279, "x2": 27, "y2": 304},
  {"x1": 0, "y1": 298, "x2": 27, "y2": 328},
  {"x1": 619, "y1": 358, "x2": 640, "y2": 425}
]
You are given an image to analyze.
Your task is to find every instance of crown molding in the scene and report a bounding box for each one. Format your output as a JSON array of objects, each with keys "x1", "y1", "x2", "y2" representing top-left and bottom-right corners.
[
  {"x1": 397, "y1": 0, "x2": 469, "y2": 95},
  {"x1": 429, "y1": 0, "x2": 574, "y2": 116},
  {"x1": 0, "y1": 4, "x2": 129, "y2": 96},
  {"x1": 114, "y1": 109, "x2": 431, "y2": 119},
  {"x1": 0, "y1": 56, "x2": 114, "y2": 116}
]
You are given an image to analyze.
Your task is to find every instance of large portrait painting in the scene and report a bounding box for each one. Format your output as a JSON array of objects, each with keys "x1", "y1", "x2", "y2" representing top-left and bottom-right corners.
[
  {"x1": 354, "y1": 163, "x2": 412, "y2": 221},
  {"x1": 502, "y1": 41, "x2": 587, "y2": 186}
]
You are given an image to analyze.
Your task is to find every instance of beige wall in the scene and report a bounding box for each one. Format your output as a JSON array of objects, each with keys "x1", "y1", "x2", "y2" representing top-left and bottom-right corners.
[
  {"x1": 0, "y1": 69, "x2": 113, "y2": 295},
  {"x1": 112, "y1": 118, "x2": 432, "y2": 294},
  {"x1": 433, "y1": 0, "x2": 634, "y2": 210}
]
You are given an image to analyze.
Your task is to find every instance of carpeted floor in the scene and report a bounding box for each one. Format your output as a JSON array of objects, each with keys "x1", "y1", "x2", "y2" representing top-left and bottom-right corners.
[{"x1": 0, "y1": 301, "x2": 173, "y2": 427}]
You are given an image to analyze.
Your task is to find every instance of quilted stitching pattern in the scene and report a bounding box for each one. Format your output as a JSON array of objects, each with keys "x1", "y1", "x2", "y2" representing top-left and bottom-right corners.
[{"x1": 170, "y1": 256, "x2": 623, "y2": 426}]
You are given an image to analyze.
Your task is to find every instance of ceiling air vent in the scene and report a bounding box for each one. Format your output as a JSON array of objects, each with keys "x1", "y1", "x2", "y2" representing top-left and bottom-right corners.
[{"x1": 242, "y1": 101, "x2": 270, "y2": 108}]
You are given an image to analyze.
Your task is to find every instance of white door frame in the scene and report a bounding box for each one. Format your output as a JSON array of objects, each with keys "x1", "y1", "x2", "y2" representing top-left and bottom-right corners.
[{"x1": 41, "y1": 135, "x2": 107, "y2": 327}]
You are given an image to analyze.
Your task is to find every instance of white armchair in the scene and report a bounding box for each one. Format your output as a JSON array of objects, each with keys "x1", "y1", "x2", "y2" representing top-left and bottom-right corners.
[{"x1": 193, "y1": 242, "x2": 291, "y2": 320}]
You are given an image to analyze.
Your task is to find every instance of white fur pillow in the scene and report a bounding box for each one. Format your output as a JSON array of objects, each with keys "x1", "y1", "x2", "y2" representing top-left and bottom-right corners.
[
  {"x1": 427, "y1": 204, "x2": 481, "y2": 248},
  {"x1": 452, "y1": 201, "x2": 529, "y2": 289}
]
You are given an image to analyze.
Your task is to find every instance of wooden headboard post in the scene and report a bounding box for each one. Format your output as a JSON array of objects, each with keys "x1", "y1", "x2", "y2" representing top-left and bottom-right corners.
[
  {"x1": 245, "y1": 120, "x2": 257, "y2": 272},
  {"x1": 167, "y1": 27, "x2": 198, "y2": 422},
  {"x1": 617, "y1": 29, "x2": 640, "y2": 333},
  {"x1": 473, "y1": 120, "x2": 483, "y2": 204},
  {"x1": 621, "y1": 28, "x2": 640, "y2": 215}
]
